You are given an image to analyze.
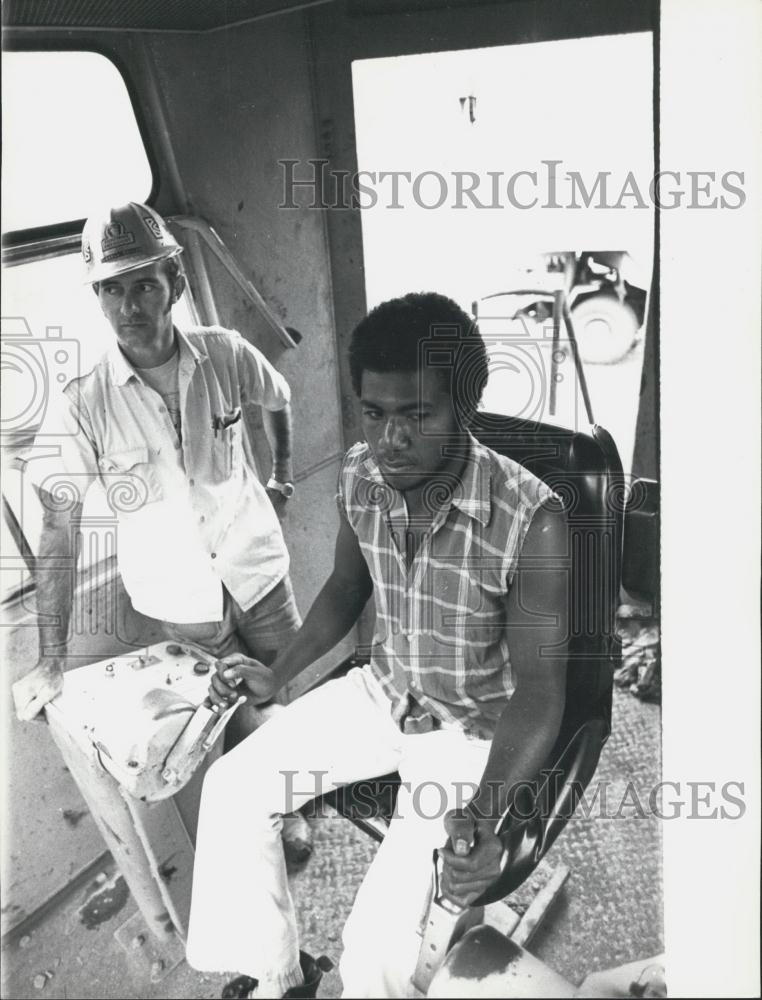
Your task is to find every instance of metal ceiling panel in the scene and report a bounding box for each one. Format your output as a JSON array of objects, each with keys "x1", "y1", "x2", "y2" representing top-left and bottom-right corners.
[{"x1": 2, "y1": 0, "x2": 330, "y2": 32}]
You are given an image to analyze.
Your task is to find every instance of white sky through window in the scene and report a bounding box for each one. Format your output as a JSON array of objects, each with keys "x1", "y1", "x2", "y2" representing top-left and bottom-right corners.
[{"x1": 2, "y1": 50, "x2": 153, "y2": 233}]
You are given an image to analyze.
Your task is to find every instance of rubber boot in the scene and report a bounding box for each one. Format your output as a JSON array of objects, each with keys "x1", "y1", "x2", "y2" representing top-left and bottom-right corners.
[
  {"x1": 221, "y1": 951, "x2": 332, "y2": 999},
  {"x1": 281, "y1": 810, "x2": 314, "y2": 872}
]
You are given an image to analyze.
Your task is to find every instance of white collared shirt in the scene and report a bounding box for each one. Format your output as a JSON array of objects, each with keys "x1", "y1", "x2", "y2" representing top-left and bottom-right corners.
[{"x1": 29, "y1": 326, "x2": 290, "y2": 623}]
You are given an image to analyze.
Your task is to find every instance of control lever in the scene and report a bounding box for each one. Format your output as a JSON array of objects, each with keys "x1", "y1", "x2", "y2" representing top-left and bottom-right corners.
[
  {"x1": 161, "y1": 694, "x2": 246, "y2": 789},
  {"x1": 412, "y1": 810, "x2": 483, "y2": 994},
  {"x1": 445, "y1": 810, "x2": 476, "y2": 858}
]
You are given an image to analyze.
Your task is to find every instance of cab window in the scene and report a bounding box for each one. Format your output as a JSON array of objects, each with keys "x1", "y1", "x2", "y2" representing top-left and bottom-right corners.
[{"x1": 2, "y1": 50, "x2": 154, "y2": 233}]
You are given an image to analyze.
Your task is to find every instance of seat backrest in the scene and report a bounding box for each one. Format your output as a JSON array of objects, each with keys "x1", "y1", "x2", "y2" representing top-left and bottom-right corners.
[
  {"x1": 622, "y1": 477, "x2": 659, "y2": 606},
  {"x1": 470, "y1": 413, "x2": 625, "y2": 751}
]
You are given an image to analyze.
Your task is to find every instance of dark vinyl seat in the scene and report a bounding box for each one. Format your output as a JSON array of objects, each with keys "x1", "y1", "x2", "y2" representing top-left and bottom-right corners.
[{"x1": 319, "y1": 413, "x2": 624, "y2": 905}]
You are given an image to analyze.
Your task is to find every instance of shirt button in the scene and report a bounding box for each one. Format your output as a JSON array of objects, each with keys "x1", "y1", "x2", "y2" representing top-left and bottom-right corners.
[
  {"x1": 188, "y1": 478, "x2": 195, "y2": 486},
  {"x1": 174, "y1": 441, "x2": 181, "y2": 450},
  {"x1": 159, "y1": 406, "x2": 166, "y2": 413},
  {"x1": 211, "y1": 552, "x2": 217, "y2": 559},
  {"x1": 199, "y1": 515, "x2": 205, "y2": 523}
]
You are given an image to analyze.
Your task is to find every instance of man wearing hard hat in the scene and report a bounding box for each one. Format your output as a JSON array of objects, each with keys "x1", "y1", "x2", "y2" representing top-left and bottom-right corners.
[{"x1": 12, "y1": 203, "x2": 302, "y2": 761}]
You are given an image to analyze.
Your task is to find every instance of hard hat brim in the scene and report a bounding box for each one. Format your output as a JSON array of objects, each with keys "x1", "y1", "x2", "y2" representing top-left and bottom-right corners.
[{"x1": 83, "y1": 245, "x2": 183, "y2": 285}]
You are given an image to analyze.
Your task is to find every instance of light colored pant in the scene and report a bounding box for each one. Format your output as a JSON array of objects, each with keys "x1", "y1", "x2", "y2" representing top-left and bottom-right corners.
[
  {"x1": 185, "y1": 665, "x2": 490, "y2": 998},
  {"x1": 161, "y1": 577, "x2": 301, "y2": 734},
  {"x1": 160, "y1": 576, "x2": 301, "y2": 663}
]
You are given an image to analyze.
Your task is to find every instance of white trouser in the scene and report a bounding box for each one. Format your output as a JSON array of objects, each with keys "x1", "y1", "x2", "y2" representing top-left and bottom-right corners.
[{"x1": 185, "y1": 666, "x2": 491, "y2": 998}]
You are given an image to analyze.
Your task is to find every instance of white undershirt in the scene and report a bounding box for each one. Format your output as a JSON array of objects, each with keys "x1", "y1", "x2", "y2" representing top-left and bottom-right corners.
[{"x1": 136, "y1": 350, "x2": 182, "y2": 441}]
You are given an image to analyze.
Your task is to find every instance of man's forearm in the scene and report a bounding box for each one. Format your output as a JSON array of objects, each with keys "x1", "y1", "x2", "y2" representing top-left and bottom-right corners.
[
  {"x1": 12, "y1": 501, "x2": 83, "y2": 720},
  {"x1": 270, "y1": 573, "x2": 369, "y2": 692},
  {"x1": 35, "y1": 513, "x2": 81, "y2": 666},
  {"x1": 262, "y1": 404, "x2": 293, "y2": 481},
  {"x1": 469, "y1": 681, "x2": 565, "y2": 823}
]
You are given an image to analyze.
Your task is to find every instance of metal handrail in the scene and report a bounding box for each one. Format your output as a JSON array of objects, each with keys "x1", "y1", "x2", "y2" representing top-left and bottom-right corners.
[
  {"x1": 1, "y1": 232, "x2": 81, "y2": 267},
  {"x1": 169, "y1": 216, "x2": 297, "y2": 349},
  {"x1": 2, "y1": 216, "x2": 297, "y2": 350}
]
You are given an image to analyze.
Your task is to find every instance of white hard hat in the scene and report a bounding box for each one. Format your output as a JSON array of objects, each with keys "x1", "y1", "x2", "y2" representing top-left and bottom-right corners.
[{"x1": 81, "y1": 202, "x2": 182, "y2": 284}]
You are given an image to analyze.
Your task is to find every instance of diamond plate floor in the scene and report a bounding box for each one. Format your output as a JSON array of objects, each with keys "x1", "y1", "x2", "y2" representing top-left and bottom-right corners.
[{"x1": 530, "y1": 687, "x2": 663, "y2": 983}]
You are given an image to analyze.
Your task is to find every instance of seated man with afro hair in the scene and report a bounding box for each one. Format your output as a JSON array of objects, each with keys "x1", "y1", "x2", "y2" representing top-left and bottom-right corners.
[{"x1": 185, "y1": 292, "x2": 569, "y2": 999}]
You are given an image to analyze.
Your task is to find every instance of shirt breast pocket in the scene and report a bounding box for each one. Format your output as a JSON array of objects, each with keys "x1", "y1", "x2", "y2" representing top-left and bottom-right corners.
[
  {"x1": 212, "y1": 419, "x2": 243, "y2": 483},
  {"x1": 99, "y1": 447, "x2": 164, "y2": 512}
]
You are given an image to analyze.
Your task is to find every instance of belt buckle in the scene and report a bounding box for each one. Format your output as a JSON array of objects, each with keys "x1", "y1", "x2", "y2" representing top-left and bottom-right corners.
[{"x1": 403, "y1": 713, "x2": 435, "y2": 735}]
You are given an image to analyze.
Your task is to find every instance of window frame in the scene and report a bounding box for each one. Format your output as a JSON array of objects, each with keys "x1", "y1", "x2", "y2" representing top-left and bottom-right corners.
[{"x1": 1, "y1": 41, "x2": 161, "y2": 249}]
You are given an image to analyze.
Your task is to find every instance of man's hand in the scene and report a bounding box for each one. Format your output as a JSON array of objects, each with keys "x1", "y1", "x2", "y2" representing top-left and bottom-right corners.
[
  {"x1": 438, "y1": 809, "x2": 504, "y2": 907},
  {"x1": 207, "y1": 653, "x2": 276, "y2": 710},
  {"x1": 12, "y1": 659, "x2": 64, "y2": 722}
]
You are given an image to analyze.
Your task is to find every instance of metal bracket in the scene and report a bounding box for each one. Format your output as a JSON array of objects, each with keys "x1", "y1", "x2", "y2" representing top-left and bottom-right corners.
[{"x1": 114, "y1": 910, "x2": 185, "y2": 984}]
